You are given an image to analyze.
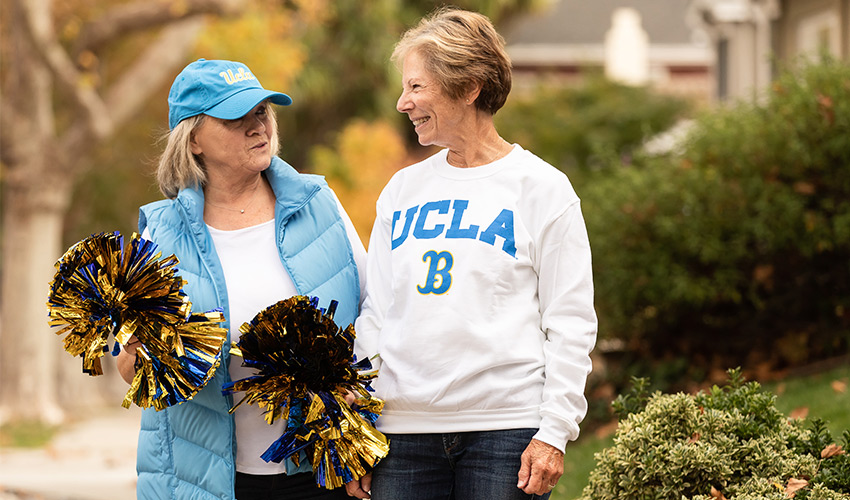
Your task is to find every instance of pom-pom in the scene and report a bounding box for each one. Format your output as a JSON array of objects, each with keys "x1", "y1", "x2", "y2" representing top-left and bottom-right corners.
[
  {"x1": 47, "y1": 232, "x2": 227, "y2": 409},
  {"x1": 122, "y1": 309, "x2": 227, "y2": 410},
  {"x1": 223, "y1": 295, "x2": 389, "y2": 489}
]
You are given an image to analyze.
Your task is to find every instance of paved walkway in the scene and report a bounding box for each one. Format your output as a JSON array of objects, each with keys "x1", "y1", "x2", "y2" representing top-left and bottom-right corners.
[{"x1": 0, "y1": 407, "x2": 140, "y2": 500}]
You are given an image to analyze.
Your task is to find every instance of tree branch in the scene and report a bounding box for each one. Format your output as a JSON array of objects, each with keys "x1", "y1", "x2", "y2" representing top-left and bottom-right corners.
[
  {"x1": 104, "y1": 18, "x2": 206, "y2": 140},
  {"x1": 18, "y1": 0, "x2": 113, "y2": 139},
  {"x1": 57, "y1": 19, "x2": 201, "y2": 167},
  {"x1": 19, "y1": 0, "x2": 245, "y2": 147},
  {"x1": 0, "y1": 106, "x2": 17, "y2": 166},
  {"x1": 62, "y1": 16, "x2": 212, "y2": 167},
  {"x1": 73, "y1": 0, "x2": 244, "y2": 56}
]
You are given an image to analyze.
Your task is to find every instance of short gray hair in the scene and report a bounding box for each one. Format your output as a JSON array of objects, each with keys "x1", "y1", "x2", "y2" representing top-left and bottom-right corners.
[{"x1": 392, "y1": 7, "x2": 512, "y2": 115}]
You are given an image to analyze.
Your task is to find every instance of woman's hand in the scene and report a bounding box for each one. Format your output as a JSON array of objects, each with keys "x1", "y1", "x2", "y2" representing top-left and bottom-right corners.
[
  {"x1": 341, "y1": 390, "x2": 372, "y2": 498},
  {"x1": 343, "y1": 389, "x2": 358, "y2": 406},
  {"x1": 345, "y1": 472, "x2": 372, "y2": 498},
  {"x1": 116, "y1": 335, "x2": 142, "y2": 385},
  {"x1": 516, "y1": 438, "x2": 564, "y2": 495}
]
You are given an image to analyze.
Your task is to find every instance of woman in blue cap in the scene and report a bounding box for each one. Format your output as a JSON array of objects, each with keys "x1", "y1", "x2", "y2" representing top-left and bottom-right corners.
[{"x1": 116, "y1": 59, "x2": 365, "y2": 500}]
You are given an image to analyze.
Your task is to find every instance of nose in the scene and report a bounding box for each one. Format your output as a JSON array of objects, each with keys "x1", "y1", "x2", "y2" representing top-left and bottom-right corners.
[
  {"x1": 397, "y1": 90, "x2": 412, "y2": 114},
  {"x1": 246, "y1": 114, "x2": 266, "y2": 135}
]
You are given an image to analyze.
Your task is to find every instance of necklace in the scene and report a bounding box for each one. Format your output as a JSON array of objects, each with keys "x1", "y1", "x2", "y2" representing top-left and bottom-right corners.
[{"x1": 205, "y1": 177, "x2": 262, "y2": 214}]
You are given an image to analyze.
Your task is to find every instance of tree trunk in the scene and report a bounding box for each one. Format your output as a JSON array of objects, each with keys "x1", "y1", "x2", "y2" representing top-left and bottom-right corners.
[
  {"x1": 0, "y1": 182, "x2": 73, "y2": 424},
  {"x1": 0, "y1": 0, "x2": 243, "y2": 424},
  {"x1": 0, "y1": 0, "x2": 66, "y2": 424}
]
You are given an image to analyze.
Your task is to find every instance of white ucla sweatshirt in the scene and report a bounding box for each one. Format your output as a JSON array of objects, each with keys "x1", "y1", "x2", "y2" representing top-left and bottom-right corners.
[{"x1": 354, "y1": 145, "x2": 597, "y2": 452}]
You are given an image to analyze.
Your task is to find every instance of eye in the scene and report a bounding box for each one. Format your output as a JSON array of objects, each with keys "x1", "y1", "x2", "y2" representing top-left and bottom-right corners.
[{"x1": 404, "y1": 79, "x2": 423, "y2": 92}]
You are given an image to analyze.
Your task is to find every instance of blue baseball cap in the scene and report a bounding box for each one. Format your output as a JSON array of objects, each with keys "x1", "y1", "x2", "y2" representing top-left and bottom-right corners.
[{"x1": 167, "y1": 59, "x2": 292, "y2": 129}]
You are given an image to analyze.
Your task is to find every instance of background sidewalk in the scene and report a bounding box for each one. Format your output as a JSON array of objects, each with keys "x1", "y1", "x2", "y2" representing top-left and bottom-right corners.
[{"x1": 0, "y1": 407, "x2": 140, "y2": 500}]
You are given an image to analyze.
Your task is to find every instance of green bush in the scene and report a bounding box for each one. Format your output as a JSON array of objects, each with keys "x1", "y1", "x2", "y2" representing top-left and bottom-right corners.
[
  {"x1": 581, "y1": 58, "x2": 850, "y2": 376},
  {"x1": 581, "y1": 369, "x2": 850, "y2": 500},
  {"x1": 496, "y1": 75, "x2": 689, "y2": 176}
]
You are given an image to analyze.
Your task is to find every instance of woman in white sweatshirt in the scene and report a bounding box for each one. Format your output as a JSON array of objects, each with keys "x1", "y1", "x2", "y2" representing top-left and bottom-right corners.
[{"x1": 346, "y1": 8, "x2": 597, "y2": 500}]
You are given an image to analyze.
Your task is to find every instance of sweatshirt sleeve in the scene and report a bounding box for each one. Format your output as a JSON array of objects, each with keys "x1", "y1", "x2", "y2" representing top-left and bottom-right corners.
[
  {"x1": 533, "y1": 200, "x2": 598, "y2": 452},
  {"x1": 330, "y1": 189, "x2": 368, "y2": 307},
  {"x1": 353, "y1": 194, "x2": 394, "y2": 371}
]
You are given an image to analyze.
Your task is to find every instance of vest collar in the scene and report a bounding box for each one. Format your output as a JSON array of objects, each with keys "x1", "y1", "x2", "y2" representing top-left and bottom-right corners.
[
  {"x1": 267, "y1": 157, "x2": 322, "y2": 221},
  {"x1": 175, "y1": 156, "x2": 321, "y2": 223}
]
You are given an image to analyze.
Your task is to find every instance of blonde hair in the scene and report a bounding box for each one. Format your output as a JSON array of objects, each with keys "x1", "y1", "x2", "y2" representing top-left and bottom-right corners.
[
  {"x1": 392, "y1": 7, "x2": 512, "y2": 115},
  {"x1": 155, "y1": 106, "x2": 280, "y2": 198}
]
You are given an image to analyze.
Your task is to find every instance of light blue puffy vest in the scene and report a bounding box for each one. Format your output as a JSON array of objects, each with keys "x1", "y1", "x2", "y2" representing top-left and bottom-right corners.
[{"x1": 134, "y1": 158, "x2": 360, "y2": 500}]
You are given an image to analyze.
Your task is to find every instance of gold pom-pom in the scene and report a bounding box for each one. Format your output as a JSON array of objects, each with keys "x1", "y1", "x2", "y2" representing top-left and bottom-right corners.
[
  {"x1": 122, "y1": 309, "x2": 227, "y2": 410},
  {"x1": 224, "y1": 295, "x2": 388, "y2": 489},
  {"x1": 48, "y1": 232, "x2": 226, "y2": 409}
]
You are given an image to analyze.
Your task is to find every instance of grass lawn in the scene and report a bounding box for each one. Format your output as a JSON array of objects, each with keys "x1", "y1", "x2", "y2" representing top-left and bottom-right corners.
[
  {"x1": 551, "y1": 360, "x2": 850, "y2": 500},
  {"x1": 767, "y1": 361, "x2": 850, "y2": 438},
  {"x1": 0, "y1": 420, "x2": 58, "y2": 448},
  {"x1": 552, "y1": 433, "x2": 614, "y2": 500}
]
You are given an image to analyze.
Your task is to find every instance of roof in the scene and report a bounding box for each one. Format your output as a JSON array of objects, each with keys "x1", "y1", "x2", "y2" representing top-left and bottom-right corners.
[{"x1": 502, "y1": 0, "x2": 699, "y2": 46}]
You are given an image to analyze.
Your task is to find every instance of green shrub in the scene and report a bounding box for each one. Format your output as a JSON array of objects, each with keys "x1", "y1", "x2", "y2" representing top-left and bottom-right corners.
[
  {"x1": 496, "y1": 75, "x2": 689, "y2": 176},
  {"x1": 581, "y1": 369, "x2": 850, "y2": 500},
  {"x1": 581, "y1": 57, "x2": 850, "y2": 376}
]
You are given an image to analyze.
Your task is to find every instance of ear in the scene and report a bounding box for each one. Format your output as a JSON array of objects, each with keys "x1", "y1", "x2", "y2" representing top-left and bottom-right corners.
[
  {"x1": 190, "y1": 132, "x2": 203, "y2": 155},
  {"x1": 465, "y1": 82, "x2": 483, "y2": 105}
]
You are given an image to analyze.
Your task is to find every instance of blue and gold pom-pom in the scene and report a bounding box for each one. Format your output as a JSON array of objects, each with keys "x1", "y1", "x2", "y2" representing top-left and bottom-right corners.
[
  {"x1": 47, "y1": 231, "x2": 226, "y2": 410},
  {"x1": 122, "y1": 309, "x2": 227, "y2": 410},
  {"x1": 223, "y1": 295, "x2": 389, "y2": 489}
]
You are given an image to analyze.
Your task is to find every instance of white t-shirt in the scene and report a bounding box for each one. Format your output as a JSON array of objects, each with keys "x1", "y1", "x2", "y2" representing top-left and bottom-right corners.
[
  {"x1": 354, "y1": 145, "x2": 597, "y2": 452},
  {"x1": 209, "y1": 202, "x2": 366, "y2": 475}
]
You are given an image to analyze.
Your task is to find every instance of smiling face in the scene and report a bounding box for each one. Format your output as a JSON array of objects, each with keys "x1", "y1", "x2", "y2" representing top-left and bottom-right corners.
[
  {"x1": 396, "y1": 50, "x2": 469, "y2": 149},
  {"x1": 190, "y1": 100, "x2": 275, "y2": 176}
]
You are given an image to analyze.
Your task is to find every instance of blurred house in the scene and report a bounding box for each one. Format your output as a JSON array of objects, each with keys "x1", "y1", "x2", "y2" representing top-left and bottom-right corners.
[
  {"x1": 688, "y1": 0, "x2": 850, "y2": 101},
  {"x1": 502, "y1": 0, "x2": 714, "y2": 101}
]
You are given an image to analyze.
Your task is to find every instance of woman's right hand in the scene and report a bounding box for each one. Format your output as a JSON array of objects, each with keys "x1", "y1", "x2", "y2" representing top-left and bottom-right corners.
[{"x1": 345, "y1": 473, "x2": 372, "y2": 499}]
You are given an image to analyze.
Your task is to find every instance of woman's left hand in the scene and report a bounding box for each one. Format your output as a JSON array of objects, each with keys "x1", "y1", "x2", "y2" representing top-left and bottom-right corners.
[{"x1": 516, "y1": 438, "x2": 564, "y2": 495}]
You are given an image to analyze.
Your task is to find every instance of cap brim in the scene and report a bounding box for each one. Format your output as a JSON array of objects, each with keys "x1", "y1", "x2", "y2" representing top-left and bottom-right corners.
[{"x1": 205, "y1": 88, "x2": 292, "y2": 120}]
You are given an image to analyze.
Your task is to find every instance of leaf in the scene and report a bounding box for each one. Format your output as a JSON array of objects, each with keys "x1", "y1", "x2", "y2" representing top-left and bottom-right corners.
[
  {"x1": 710, "y1": 486, "x2": 728, "y2": 500},
  {"x1": 753, "y1": 264, "x2": 775, "y2": 283},
  {"x1": 594, "y1": 419, "x2": 619, "y2": 439},
  {"x1": 821, "y1": 443, "x2": 845, "y2": 459},
  {"x1": 792, "y1": 181, "x2": 815, "y2": 195},
  {"x1": 831, "y1": 379, "x2": 847, "y2": 393},
  {"x1": 784, "y1": 478, "x2": 808, "y2": 498},
  {"x1": 817, "y1": 93, "x2": 835, "y2": 125},
  {"x1": 789, "y1": 407, "x2": 809, "y2": 420},
  {"x1": 687, "y1": 432, "x2": 700, "y2": 444}
]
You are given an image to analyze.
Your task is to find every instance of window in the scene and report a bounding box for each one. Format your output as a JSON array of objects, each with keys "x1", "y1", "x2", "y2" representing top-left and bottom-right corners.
[{"x1": 796, "y1": 9, "x2": 840, "y2": 57}]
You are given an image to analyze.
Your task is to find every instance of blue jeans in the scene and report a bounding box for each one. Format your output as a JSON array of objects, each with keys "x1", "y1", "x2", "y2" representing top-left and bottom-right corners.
[{"x1": 371, "y1": 429, "x2": 551, "y2": 500}]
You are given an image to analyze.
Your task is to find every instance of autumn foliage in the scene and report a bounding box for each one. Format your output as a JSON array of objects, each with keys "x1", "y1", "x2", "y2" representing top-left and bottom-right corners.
[{"x1": 310, "y1": 119, "x2": 408, "y2": 245}]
